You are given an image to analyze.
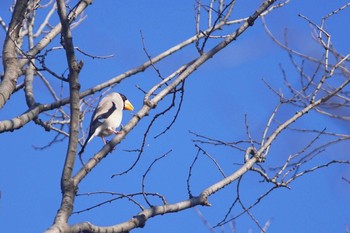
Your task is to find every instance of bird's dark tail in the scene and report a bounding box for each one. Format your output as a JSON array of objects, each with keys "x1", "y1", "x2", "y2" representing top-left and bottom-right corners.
[
  {"x1": 78, "y1": 134, "x2": 92, "y2": 156},
  {"x1": 78, "y1": 142, "x2": 87, "y2": 155},
  {"x1": 78, "y1": 139, "x2": 89, "y2": 165}
]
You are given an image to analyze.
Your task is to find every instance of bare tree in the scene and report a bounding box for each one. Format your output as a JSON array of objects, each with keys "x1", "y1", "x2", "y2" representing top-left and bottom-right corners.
[{"x1": 1, "y1": 0, "x2": 350, "y2": 232}]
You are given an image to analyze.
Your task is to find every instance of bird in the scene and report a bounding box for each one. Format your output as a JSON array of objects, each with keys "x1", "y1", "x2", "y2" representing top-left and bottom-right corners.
[{"x1": 79, "y1": 92, "x2": 134, "y2": 155}]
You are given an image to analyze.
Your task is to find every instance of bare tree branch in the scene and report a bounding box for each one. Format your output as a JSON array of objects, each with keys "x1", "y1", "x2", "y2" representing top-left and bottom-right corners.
[
  {"x1": 44, "y1": 0, "x2": 83, "y2": 232},
  {"x1": 0, "y1": 0, "x2": 30, "y2": 109}
]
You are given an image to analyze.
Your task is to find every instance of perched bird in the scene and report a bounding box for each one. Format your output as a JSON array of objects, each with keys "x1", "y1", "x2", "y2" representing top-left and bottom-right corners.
[{"x1": 79, "y1": 92, "x2": 134, "y2": 155}]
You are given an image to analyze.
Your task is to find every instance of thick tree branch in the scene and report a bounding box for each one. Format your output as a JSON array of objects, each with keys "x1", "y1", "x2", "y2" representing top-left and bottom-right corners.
[
  {"x1": 69, "y1": 196, "x2": 207, "y2": 233},
  {"x1": 0, "y1": 0, "x2": 29, "y2": 109},
  {"x1": 44, "y1": 0, "x2": 83, "y2": 232}
]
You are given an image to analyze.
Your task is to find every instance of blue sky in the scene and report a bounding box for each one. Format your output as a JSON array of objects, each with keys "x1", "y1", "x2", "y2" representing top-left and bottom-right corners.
[{"x1": 1, "y1": 0, "x2": 350, "y2": 232}]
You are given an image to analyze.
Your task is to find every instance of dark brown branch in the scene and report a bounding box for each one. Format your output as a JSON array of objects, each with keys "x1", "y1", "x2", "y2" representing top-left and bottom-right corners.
[
  {"x1": 110, "y1": 90, "x2": 180, "y2": 178},
  {"x1": 195, "y1": 144, "x2": 226, "y2": 177},
  {"x1": 141, "y1": 150, "x2": 171, "y2": 207},
  {"x1": 190, "y1": 130, "x2": 247, "y2": 152},
  {"x1": 187, "y1": 147, "x2": 201, "y2": 198},
  {"x1": 236, "y1": 177, "x2": 266, "y2": 232},
  {"x1": 154, "y1": 82, "x2": 185, "y2": 139}
]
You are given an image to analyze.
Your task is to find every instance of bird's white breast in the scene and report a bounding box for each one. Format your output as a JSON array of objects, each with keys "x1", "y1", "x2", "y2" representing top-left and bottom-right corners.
[{"x1": 96, "y1": 110, "x2": 123, "y2": 137}]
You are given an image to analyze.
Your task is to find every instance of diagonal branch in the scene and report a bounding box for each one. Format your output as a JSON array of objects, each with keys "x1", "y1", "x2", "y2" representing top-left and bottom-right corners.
[{"x1": 0, "y1": 0, "x2": 30, "y2": 109}]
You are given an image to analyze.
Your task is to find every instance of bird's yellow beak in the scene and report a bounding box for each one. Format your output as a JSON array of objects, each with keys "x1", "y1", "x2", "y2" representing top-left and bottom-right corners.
[{"x1": 124, "y1": 100, "x2": 134, "y2": 111}]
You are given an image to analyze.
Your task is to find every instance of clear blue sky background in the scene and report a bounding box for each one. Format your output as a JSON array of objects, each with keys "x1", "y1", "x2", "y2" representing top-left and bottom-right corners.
[{"x1": 1, "y1": 0, "x2": 350, "y2": 232}]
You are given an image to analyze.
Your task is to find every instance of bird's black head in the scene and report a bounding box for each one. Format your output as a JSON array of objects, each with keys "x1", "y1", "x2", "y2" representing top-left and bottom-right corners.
[
  {"x1": 119, "y1": 93, "x2": 127, "y2": 102},
  {"x1": 119, "y1": 93, "x2": 134, "y2": 111}
]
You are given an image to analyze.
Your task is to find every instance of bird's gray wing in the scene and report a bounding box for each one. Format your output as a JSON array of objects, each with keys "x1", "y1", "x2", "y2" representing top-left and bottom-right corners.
[{"x1": 89, "y1": 101, "x2": 117, "y2": 135}]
